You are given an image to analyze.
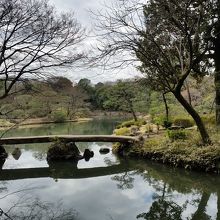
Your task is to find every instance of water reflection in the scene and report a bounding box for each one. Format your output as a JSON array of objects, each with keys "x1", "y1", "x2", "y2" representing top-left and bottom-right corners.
[
  {"x1": 0, "y1": 159, "x2": 133, "y2": 181},
  {"x1": 1, "y1": 158, "x2": 220, "y2": 219},
  {"x1": 1, "y1": 119, "x2": 220, "y2": 219},
  {"x1": 1, "y1": 118, "x2": 124, "y2": 138},
  {"x1": 0, "y1": 187, "x2": 79, "y2": 220},
  {"x1": 130, "y1": 161, "x2": 218, "y2": 219},
  {"x1": 136, "y1": 182, "x2": 186, "y2": 220},
  {"x1": 11, "y1": 148, "x2": 21, "y2": 160}
]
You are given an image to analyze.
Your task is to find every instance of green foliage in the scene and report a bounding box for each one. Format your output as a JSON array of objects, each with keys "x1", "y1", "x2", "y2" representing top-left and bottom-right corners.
[
  {"x1": 167, "y1": 130, "x2": 187, "y2": 141},
  {"x1": 114, "y1": 127, "x2": 130, "y2": 136},
  {"x1": 121, "y1": 120, "x2": 136, "y2": 128},
  {"x1": 152, "y1": 115, "x2": 165, "y2": 126},
  {"x1": 173, "y1": 117, "x2": 194, "y2": 128},
  {"x1": 163, "y1": 120, "x2": 172, "y2": 128},
  {"x1": 152, "y1": 115, "x2": 172, "y2": 128},
  {"x1": 51, "y1": 110, "x2": 67, "y2": 123},
  {"x1": 91, "y1": 80, "x2": 150, "y2": 113},
  {"x1": 117, "y1": 119, "x2": 146, "y2": 128}
]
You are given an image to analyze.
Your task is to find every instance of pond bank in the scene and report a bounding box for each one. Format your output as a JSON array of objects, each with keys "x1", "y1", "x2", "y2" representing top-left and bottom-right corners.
[
  {"x1": 0, "y1": 111, "x2": 134, "y2": 130},
  {"x1": 113, "y1": 119, "x2": 220, "y2": 174},
  {"x1": 0, "y1": 117, "x2": 93, "y2": 130}
]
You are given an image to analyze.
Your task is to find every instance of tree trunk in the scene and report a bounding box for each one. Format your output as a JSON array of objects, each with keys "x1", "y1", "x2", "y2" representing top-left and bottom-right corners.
[
  {"x1": 214, "y1": 2, "x2": 220, "y2": 125},
  {"x1": 131, "y1": 107, "x2": 137, "y2": 121},
  {"x1": 128, "y1": 101, "x2": 137, "y2": 121},
  {"x1": 185, "y1": 80, "x2": 192, "y2": 106},
  {"x1": 214, "y1": 38, "x2": 220, "y2": 126},
  {"x1": 174, "y1": 92, "x2": 211, "y2": 144},
  {"x1": 162, "y1": 93, "x2": 169, "y2": 121}
]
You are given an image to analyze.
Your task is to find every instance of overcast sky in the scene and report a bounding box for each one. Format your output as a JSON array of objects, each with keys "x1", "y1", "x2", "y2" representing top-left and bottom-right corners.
[{"x1": 48, "y1": 0, "x2": 139, "y2": 83}]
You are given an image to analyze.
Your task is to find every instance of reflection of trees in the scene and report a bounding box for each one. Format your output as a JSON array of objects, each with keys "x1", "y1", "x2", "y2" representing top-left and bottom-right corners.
[
  {"x1": 137, "y1": 199, "x2": 183, "y2": 220},
  {"x1": 0, "y1": 182, "x2": 7, "y2": 194},
  {"x1": 110, "y1": 158, "x2": 136, "y2": 190},
  {"x1": 111, "y1": 172, "x2": 135, "y2": 190},
  {"x1": 130, "y1": 160, "x2": 220, "y2": 220},
  {"x1": 0, "y1": 189, "x2": 78, "y2": 220},
  {"x1": 137, "y1": 183, "x2": 186, "y2": 220},
  {"x1": 6, "y1": 198, "x2": 78, "y2": 220}
]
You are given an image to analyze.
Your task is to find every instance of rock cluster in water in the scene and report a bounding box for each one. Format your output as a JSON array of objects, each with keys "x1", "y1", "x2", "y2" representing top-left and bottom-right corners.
[{"x1": 47, "y1": 141, "x2": 94, "y2": 162}]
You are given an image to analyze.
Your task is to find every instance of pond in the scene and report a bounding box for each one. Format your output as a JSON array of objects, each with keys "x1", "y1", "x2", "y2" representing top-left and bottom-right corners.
[{"x1": 0, "y1": 118, "x2": 219, "y2": 220}]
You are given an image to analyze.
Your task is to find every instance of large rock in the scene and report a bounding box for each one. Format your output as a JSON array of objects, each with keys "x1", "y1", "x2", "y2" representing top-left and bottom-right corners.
[
  {"x1": 47, "y1": 142, "x2": 82, "y2": 161},
  {"x1": 83, "y1": 149, "x2": 94, "y2": 161}
]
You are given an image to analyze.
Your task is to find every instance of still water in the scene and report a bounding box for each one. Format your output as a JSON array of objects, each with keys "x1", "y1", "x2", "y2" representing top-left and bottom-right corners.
[{"x1": 0, "y1": 118, "x2": 220, "y2": 220}]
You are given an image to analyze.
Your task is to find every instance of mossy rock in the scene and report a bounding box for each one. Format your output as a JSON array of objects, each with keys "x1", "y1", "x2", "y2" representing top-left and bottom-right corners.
[{"x1": 47, "y1": 142, "x2": 82, "y2": 161}]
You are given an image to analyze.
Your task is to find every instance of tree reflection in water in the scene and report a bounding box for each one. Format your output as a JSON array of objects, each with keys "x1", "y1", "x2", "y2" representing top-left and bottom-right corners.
[
  {"x1": 111, "y1": 171, "x2": 135, "y2": 190},
  {"x1": 2, "y1": 156, "x2": 220, "y2": 219},
  {"x1": 110, "y1": 159, "x2": 220, "y2": 220},
  {"x1": 0, "y1": 189, "x2": 78, "y2": 220},
  {"x1": 137, "y1": 183, "x2": 187, "y2": 220}
]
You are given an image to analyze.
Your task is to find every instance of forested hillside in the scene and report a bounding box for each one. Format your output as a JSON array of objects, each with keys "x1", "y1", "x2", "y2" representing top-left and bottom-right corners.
[{"x1": 0, "y1": 75, "x2": 214, "y2": 124}]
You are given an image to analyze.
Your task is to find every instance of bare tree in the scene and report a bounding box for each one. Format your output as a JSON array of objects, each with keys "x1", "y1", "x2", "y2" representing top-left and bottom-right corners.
[
  {"x1": 0, "y1": 0, "x2": 85, "y2": 99},
  {"x1": 66, "y1": 86, "x2": 88, "y2": 119},
  {"x1": 94, "y1": 0, "x2": 211, "y2": 143}
]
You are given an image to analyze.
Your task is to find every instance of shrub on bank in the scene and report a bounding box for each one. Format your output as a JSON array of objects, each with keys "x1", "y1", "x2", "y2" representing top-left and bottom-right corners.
[
  {"x1": 152, "y1": 115, "x2": 172, "y2": 128},
  {"x1": 117, "y1": 119, "x2": 146, "y2": 129},
  {"x1": 173, "y1": 117, "x2": 194, "y2": 128},
  {"x1": 167, "y1": 129, "x2": 187, "y2": 141},
  {"x1": 114, "y1": 127, "x2": 130, "y2": 136},
  {"x1": 51, "y1": 110, "x2": 67, "y2": 123}
]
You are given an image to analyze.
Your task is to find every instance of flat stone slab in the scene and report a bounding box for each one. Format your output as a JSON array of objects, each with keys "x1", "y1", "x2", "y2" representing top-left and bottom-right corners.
[{"x1": 0, "y1": 135, "x2": 139, "y2": 145}]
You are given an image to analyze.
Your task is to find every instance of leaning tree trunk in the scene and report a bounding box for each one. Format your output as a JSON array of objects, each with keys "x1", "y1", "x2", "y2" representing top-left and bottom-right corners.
[
  {"x1": 214, "y1": 38, "x2": 220, "y2": 126},
  {"x1": 131, "y1": 107, "x2": 137, "y2": 122},
  {"x1": 185, "y1": 80, "x2": 192, "y2": 106},
  {"x1": 127, "y1": 100, "x2": 137, "y2": 121},
  {"x1": 162, "y1": 93, "x2": 169, "y2": 122},
  {"x1": 174, "y1": 92, "x2": 211, "y2": 144}
]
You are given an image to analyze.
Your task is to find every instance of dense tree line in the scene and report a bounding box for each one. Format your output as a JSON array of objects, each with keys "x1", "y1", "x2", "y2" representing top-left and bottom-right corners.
[{"x1": 0, "y1": 77, "x2": 151, "y2": 120}]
